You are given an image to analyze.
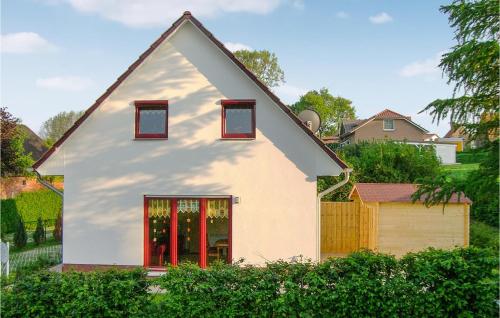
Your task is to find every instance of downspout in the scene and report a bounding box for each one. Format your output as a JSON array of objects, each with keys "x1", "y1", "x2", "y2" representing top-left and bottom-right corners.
[
  {"x1": 32, "y1": 169, "x2": 63, "y2": 197},
  {"x1": 32, "y1": 168, "x2": 64, "y2": 268},
  {"x1": 316, "y1": 167, "x2": 352, "y2": 262}
]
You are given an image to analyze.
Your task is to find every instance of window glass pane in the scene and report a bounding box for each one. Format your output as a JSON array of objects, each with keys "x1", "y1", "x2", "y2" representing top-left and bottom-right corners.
[
  {"x1": 206, "y1": 199, "x2": 229, "y2": 265},
  {"x1": 384, "y1": 119, "x2": 394, "y2": 130},
  {"x1": 177, "y1": 199, "x2": 200, "y2": 264},
  {"x1": 225, "y1": 107, "x2": 252, "y2": 134},
  {"x1": 148, "y1": 199, "x2": 171, "y2": 266},
  {"x1": 139, "y1": 109, "x2": 166, "y2": 134}
]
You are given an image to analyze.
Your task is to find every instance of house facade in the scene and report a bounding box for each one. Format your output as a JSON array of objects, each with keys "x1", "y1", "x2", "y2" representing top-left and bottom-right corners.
[
  {"x1": 338, "y1": 109, "x2": 430, "y2": 146},
  {"x1": 33, "y1": 12, "x2": 347, "y2": 270}
]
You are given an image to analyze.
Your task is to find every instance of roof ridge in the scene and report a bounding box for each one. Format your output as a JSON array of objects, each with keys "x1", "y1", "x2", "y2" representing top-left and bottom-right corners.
[
  {"x1": 33, "y1": 12, "x2": 347, "y2": 170},
  {"x1": 374, "y1": 108, "x2": 407, "y2": 118}
]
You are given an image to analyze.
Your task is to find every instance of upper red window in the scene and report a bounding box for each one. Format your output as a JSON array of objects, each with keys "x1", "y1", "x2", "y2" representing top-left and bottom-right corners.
[
  {"x1": 135, "y1": 100, "x2": 168, "y2": 139},
  {"x1": 221, "y1": 100, "x2": 256, "y2": 139}
]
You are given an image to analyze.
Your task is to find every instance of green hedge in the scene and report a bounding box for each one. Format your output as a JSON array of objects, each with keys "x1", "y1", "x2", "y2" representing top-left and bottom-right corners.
[
  {"x1": 457, "y1": 150, "x2": 489, "y2": 164},
  {"x1": 2, "y1": 270, "x2": 148, "y2": 318},
  {"x1": 1, "y1": 190, "x2": 62, "y2": 234},
  {"x1": 150, "y1": 248, "x2": 498, "y2": 317},
  {"x1": 2, "y1": 248, "x2": 498, "y2": 317}
]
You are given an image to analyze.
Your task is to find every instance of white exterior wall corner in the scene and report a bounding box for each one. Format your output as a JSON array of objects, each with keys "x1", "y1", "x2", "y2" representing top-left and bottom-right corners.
[
  {"x1": 406, "y1": 141, "x2": 456, "y2": 164},
  {"x1": 36, "y1": 21, "x2": 342, "y2": 266}
]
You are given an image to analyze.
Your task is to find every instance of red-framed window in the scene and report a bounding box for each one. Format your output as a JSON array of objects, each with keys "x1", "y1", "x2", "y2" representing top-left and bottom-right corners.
[
  {"x1": 221, "y1": 99, "x2": 256, "y2": 139},
  {"x1": 144, "y1": 196, "x2": 232, "y2": 269},
  {"x1": 135, "y1": 100, "x2": 168, "y2": 139}
]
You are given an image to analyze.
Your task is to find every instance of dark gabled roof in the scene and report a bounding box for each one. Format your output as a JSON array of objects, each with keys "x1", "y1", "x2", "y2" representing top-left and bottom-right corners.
[
  {"x1": 349, "y1": 183, "x2": 472, "y2": 204},
  {"x1": 341, "y1": 119, "x2": 366, "y2": 135},
  {"x1": 18, "y1": 124, "x2": 48, "y2": 161},
  {"x1": 33, "y1": 11, "x2": 347, "y2": 170}
]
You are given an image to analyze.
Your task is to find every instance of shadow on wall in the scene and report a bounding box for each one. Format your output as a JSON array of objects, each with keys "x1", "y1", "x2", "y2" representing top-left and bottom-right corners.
[
  {"x1": 55, "y1": 23, "x2": 330, "y2": 262},
  {"x1": 170, "y1": 22, "x2": 328, "y2": 182},
  {"x1": 60, "y1": 84, "x2": 257, "y2": 249}
]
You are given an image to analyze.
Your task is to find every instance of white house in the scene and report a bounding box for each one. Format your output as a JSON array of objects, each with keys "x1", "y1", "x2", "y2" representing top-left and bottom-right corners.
[{"x1": 34, "y1": 12, "x2": 348, "y2": 271}]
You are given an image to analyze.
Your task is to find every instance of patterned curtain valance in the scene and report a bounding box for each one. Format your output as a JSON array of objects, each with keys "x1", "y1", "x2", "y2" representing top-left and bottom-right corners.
[
  {"x1": 177, "y1": 199, "x2": 200, "y2": 214},
  {"x1": 207, "y1": 199, "x2": 228, "y2": 219},
  {"x1": 149, "y1": 199, "x2": 171, "y2": 218}
]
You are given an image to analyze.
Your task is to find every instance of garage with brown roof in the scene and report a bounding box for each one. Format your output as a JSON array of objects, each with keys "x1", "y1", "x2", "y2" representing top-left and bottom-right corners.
[{"x1": 349, "y1": 183, "x2": 471, "y2": 257}]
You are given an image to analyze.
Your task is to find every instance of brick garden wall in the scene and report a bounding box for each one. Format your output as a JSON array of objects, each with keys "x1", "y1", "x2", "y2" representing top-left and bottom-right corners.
[{"x1": 0, "y1": 177, "x2": 63, "y2": 199}]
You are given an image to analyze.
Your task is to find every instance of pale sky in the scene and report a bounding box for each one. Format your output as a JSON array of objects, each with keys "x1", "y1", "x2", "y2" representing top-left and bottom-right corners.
[{"x1": 1, "y1": 0, "x2": 456, "y2": 136}]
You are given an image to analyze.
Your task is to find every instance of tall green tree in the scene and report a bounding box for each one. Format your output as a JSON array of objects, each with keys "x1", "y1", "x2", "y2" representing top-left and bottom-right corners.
[
  {"x1": 414, "y1": 0, "x2": 499, "y2": 227},
  {"x1": 291, "y1": 88, "x2": 356, "y2": 137},
  {"x1": 39, "y1": 110, "x2": 83, "y2": 147},
  {"x1": 234, "y1": 50, "x2": 285, "y2": 88},
  {"x1": 0, "y1": 107, "x2": 33, "y2": 176},
  {"x1": 421, "y1": 0, "x2": 498, "y2": 138}
]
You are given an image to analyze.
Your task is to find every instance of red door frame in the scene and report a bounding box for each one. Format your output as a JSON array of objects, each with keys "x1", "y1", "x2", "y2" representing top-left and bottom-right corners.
[{"x1": 144, "y1": 196, "x2": 232, "y2": 269}]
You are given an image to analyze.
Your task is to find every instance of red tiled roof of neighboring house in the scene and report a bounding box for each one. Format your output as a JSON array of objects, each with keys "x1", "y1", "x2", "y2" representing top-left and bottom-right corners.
[
  {"x1": 349, "y1": 183, "x2": 471, "y2": 204},
  {"x1": 444, "y1": 129, "x2": 454, "y2": 138},
  {"x1": 33, "y1": 11, "x2": 347, "y2": 170},
  {"x1": 371, "y1": 109, "x2": 411, "y2": 120}
]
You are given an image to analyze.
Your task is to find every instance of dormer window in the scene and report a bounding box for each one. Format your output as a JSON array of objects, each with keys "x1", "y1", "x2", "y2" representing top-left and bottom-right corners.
[
  {"x1": 221, "y1": 100, "x2": 256, "y2": 139},
  {"x1": 135, "y1": 100, "x2": 168, "y2": 139},
  {"x1": 383, "y1": 119, "x2": 395, "y2": 131}
]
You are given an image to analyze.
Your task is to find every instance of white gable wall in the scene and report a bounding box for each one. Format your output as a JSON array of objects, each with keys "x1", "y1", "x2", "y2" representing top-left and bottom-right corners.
[{"x1": 38, "y1": 21, "x2": 342, "y2": 265}]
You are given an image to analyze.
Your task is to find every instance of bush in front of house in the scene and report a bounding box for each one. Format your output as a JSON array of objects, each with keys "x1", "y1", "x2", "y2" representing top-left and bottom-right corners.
[
  {"x1": 321, "y1": 141, "x2": 441, "y2": 201},
  {"x1": 1, "y1": 189, "x2": 62, "y2": 234},
  {"x1": 13, "y1": 219, "x2": 27, "y2": 248},
  {"x1": 150, "y1": 248, "x2": 497, "y2": 317},
  {"x1": 33, "y1": 217, "x2": 46, "y2": 245},
  {"x1": 470, "y1": 220, "x2": 499, "y2": 255},
  {"x1": 401, "y1": 248, "x2": 499, "y2": 317},
  {"x1": 53, "y1": 212, "x2": 62, "y2": 242},
  {"x1": 2, "y1": 248, "x2": 497, "y2": 318},
  {"x1": 1, "y1": 269, "x2": 149, "y2": 318}
]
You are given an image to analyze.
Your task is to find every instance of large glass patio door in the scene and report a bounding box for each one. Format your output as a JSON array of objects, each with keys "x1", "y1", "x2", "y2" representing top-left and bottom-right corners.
[{"x1": 144, "y1": 197, "x2": 231, "y2": 268}]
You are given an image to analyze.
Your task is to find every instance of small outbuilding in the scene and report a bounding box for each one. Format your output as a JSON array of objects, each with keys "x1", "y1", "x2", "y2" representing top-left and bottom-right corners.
[{"x1": 349, "y1": 183, "x2": 471, "y2": 257}]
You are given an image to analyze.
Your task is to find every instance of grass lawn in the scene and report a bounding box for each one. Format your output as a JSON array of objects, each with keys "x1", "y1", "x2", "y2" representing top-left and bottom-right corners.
[
  {"x1": 441, "y1": 163, "x2": 480, "y2": 180},
  {"x1": 10, "y1": 238, "x2": 60, "y2": 254},
  {"x1": 10, "y1": 243, "x2": 62, "y2": 272}
]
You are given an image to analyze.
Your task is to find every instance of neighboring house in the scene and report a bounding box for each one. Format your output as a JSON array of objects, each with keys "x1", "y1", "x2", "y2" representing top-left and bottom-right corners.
[
  {"x1": 442, "y1": 125, "x2": 474, "y2": 151},
  {"x1": 349, "y1": 183, "x2": 470, "y2": 257},
  {"x1": 338, "y1": 109, "x2": 430, "y2": 146},
  {"x1": 443, "y1": 113, "x2": 498, "y2": 150},
  {"x1": 33, "y1": 12, "x2": 348, "y2": 271},
  {"x1": 423, "y1": 132, "x2": 439, "y2": 142},
  {"x1": 335, "y1": 109, "x2": 456, "y2": 164}
]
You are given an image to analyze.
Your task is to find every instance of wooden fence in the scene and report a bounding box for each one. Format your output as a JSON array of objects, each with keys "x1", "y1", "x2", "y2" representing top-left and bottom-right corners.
[{"x1": 321, "y1": 201, "x2": 378, "y2": 256}]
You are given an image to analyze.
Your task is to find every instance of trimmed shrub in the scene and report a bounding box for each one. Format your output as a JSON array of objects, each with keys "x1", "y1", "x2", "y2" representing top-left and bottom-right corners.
[
  {"x1": 1, "y1": 190, "x2": 62, "y2": 234},
  {"x1": 150, "y1": 248, "x2": 497, "y2": 317},
  {"x1": 33, "y1": 217, "x2": 46, "y2": 245},
  {"x1": 401, "y1": 248, "x2": 498, "y2": 317},
  {"x1": 470, "y1": 220, "x2": 499, "y2": 253},
  {"x1": 1, "y1": 269, "x2": 149, "y2": 318},
  {"x1": 53, "y1": 212, "x2": 62, "y2": 242},
  {"x1": 13, "y1": 219, "x2": 27, "y2": 248},
  {"x1": 1, "y1": 248, "x2": 497, "y2": 317}
]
